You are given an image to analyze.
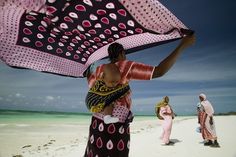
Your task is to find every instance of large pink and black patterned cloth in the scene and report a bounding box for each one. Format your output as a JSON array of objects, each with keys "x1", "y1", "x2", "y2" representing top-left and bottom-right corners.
[{"x1": 0, "y1": 0, "x2": 192, "y2": 77}]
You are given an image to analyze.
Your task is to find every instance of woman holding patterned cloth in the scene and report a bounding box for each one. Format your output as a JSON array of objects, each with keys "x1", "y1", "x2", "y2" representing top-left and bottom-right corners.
[
  {"x1": 198, "y1": 93, "x2": 220, "y2": 147},
  {"x1": 84, "y1": 35, "x2": 194, "y2": 157}
]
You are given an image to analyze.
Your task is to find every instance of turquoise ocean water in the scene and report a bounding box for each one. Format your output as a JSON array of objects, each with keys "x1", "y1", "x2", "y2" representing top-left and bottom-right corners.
[
  {"x1": 0, "y1": 110, "x2": 157, "y2": 125},
  {"x1": 0, "y1": 110, "x2": 92, "y2": 125}
]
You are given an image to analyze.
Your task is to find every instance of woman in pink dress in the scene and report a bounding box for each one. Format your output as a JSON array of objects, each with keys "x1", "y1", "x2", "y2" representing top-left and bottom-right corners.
[
  {"x1": 156, "y1": 96, "x2": 175, "y2": 145},
  {"x1": 84, "y1": 35, "x2": 194, "y2": 157}
]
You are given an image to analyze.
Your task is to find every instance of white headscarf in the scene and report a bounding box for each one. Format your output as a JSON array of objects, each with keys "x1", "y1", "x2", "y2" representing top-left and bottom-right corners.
[
  {"x1": 199, "y1": 93, "x2": 206, "y2": 100},
  {"x1": 199, "y1": 93, "x2": 214, "y2": 116}
]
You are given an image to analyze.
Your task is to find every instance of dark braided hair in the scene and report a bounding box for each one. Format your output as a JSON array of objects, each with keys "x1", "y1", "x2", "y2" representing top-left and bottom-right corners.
[{"x1": 107, "y1": 42, "x2": 124, "y2": 62}]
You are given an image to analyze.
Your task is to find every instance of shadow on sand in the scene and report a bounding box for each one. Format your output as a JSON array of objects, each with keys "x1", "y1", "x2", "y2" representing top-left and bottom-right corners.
[{"x1": 170, "y1": 139, "x2": 182, "y2": 144}]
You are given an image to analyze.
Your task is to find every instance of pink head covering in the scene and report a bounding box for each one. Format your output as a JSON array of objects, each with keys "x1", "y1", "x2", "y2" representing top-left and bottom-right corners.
[{"x1": 199, "y1": 93, "x2": 206, "y2": 100}]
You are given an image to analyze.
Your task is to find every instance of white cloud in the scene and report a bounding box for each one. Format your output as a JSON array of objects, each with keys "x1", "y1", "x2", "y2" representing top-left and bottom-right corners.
[
  {"x1": 46, "y1": 96, "x2": 55, "y2": 101},
  {"x1": 15, "y1": 93, "x2": 21, "y2": 97}
]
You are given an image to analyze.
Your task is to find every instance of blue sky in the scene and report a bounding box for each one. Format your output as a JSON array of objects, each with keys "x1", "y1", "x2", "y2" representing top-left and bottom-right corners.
[{"x1": 0, "y1": 0, "x2": 236, "y2": 115}]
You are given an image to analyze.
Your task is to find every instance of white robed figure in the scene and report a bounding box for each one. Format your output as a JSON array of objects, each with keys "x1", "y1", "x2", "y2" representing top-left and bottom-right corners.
[{"x1": 198, "y1": 93, "x2": 220, "y2": 147}]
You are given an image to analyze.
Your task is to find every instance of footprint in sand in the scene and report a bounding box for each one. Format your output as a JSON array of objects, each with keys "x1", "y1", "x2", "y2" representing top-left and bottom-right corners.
[
  {"x1": 12, "y1": 155, "x2": 23, "y2": 157},
  {"x1": 22, "y1": 145, "x2": 32, "y2": 148}
]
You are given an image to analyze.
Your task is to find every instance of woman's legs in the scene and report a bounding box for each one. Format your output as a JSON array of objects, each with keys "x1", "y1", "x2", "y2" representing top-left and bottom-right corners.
[{"x1": 161, "y1": 119, "x2": 173, "y2": 144}]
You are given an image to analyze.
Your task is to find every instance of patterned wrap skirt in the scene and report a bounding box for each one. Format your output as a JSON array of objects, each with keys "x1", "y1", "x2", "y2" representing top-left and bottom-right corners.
[
  {"x1": 84, "y1": 105, "x2": 133, "y2": 157},
  {"x1": 200, "y1": 112, "x2": 217, "y2": 140}
]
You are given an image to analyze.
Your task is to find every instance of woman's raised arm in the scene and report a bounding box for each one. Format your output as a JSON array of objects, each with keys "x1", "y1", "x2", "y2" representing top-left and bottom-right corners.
[{"x1": 152, "y1": 35, "x2": 195, "y2": 78}]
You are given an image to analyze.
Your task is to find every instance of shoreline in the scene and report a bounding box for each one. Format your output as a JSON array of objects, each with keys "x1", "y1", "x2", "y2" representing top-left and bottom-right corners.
[{"x1": 1, "y1": 109, "x2": 236, "y2": 117}]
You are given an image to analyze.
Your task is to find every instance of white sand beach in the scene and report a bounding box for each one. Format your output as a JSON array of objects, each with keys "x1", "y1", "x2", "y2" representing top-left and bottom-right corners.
[{"x1": 0, "y1": 115, "x2": 236, "y2": 157}]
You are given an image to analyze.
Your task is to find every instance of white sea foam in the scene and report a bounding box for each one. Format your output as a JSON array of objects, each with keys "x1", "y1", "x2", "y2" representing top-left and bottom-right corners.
[
  {"x1": 0, "y1": 124, "x2": 8, "y2": 127},
  {"x1": 51, "y1": 124, "x2": 79, "y2": 127},
  {"x1": 15, "y1": 124, "x2": 30, "y2": 127}
]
